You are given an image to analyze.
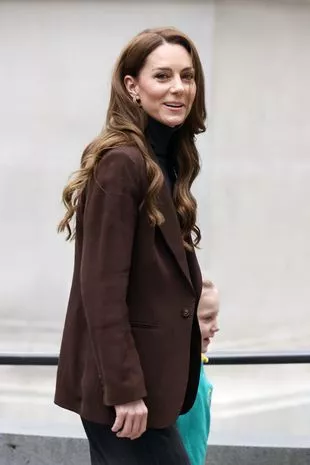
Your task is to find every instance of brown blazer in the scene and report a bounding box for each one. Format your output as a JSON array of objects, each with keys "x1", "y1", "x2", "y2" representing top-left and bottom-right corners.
[{"x1": 54, "y1": 145, "x2": 202, "y2": 428}]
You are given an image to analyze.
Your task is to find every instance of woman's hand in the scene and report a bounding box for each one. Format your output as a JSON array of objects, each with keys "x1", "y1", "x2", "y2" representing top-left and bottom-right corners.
[{"x1": 112, "y1": 399, "x2": 148, "y2": 440}]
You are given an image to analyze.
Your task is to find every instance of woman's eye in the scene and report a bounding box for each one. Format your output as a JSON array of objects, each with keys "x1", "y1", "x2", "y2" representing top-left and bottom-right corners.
[
  {"x1": 155, "y1": 73, "x2": 169, "y2": 80},
  {"x1": 182, "y1": 73, "x2": 194, "y2": 81}
]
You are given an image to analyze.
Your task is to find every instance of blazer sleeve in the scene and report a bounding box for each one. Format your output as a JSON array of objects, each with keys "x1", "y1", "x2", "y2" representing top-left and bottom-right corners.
[{"x1": 80, "y1": 147, "x2": 147, "y2": 406}]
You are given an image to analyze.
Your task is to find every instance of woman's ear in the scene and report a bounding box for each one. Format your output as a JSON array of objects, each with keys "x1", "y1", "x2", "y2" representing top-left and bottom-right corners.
[{"x1": 124, "y1": 75, "x2": 139, "y2": 99}]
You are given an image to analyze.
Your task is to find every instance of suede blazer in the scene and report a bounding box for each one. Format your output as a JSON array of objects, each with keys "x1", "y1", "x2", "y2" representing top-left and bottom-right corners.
[{"x1": 54, "y1": 145, "x2": 202, "y2": 428}]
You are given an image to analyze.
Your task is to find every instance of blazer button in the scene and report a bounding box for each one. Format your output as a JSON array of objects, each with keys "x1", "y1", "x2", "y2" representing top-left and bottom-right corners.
[{"x1": 181, "y1": 308, "x2": 191, "y2": 319}]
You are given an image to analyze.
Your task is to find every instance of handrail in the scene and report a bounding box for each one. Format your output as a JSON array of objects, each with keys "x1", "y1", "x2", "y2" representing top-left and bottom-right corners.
[
  {"x1": 0, "y1": 351, "x2": 309, "y2": 366},
  {"x1": 207, "y1": 351, "x2": 310, "y2": 365}
]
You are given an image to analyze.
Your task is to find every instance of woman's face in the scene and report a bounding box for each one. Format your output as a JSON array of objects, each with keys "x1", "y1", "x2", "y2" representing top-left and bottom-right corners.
[{"x1": 125, "y1": 42, "x2": 197, "y2": 127}]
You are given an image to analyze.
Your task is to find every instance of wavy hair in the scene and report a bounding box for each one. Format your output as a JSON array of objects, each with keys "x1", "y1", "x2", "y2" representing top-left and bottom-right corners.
[{"x1": 58, "y1": 27, "x2": 207, "y2": 249}]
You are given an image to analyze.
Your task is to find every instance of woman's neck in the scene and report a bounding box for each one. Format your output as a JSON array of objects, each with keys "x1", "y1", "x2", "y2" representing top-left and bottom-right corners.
[{"x1": 146, "y1": 116, "x2": 179, "y2": 155}]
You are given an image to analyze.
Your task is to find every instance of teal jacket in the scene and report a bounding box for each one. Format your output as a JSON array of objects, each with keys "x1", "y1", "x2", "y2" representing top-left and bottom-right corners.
[{"x1": 176, "y1": 362, "x2": 212, "y2": 465}]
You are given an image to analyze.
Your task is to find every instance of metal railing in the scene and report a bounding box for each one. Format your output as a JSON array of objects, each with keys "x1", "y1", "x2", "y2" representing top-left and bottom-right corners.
[{"x1": 0, "y1": 351, "x2": 309, "y2": 366}]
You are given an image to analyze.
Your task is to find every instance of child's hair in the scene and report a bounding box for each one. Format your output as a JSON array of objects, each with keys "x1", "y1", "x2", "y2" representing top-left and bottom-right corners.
[
  {"x1": 200, "y1": 276, "x2": 219, "y2": 304},
  {"x1": 202, "y1": 278, "x2": 215, "y2": 290}
]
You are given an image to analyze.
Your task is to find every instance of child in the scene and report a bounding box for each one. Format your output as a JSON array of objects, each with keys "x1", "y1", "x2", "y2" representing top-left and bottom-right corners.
[{"x1": 176, "y1": 279, "x2": 219, "y2": 465}]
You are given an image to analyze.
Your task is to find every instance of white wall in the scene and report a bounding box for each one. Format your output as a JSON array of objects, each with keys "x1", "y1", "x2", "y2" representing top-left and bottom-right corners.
[
  {"x1": 203, "y1": 0, "x2": 310, "y2": 348},
  {"x1": 0, "y1": 0, "x2": 309, "y2": 351},
  {"x1": 0, "y1": 1, "x2": 214, "y2": 333}
]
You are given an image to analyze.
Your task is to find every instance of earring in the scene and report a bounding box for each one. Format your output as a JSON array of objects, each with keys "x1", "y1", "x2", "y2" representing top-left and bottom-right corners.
[{"x1": 132, "y1": 94, "x2": 142, "y2": 107}]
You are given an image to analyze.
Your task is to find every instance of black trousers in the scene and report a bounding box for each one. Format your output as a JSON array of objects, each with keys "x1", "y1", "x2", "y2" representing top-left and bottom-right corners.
[{"x1": 82, "y1": 418, "x2": 190, "y2": 465}]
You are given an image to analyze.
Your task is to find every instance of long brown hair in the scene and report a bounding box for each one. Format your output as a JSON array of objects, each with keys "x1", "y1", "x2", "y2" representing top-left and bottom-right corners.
[{"x1": 58, "y1": 27, "x2": 206, "y2": 248}]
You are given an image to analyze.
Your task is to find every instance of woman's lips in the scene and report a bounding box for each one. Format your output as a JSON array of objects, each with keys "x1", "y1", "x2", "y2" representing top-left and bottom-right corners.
[{"x1": 163, "y1": 102, "x2": 185, "y2": 111}]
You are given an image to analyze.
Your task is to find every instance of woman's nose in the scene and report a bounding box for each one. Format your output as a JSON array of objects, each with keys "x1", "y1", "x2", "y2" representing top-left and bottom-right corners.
[{"x1": 170, "y1": 76, "x2": 184, "y2": 94}]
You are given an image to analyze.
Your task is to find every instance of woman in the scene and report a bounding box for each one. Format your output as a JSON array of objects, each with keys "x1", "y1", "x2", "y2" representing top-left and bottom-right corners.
[{"x1": 55, "y1": 27, "x2": 206, "y2": 464}]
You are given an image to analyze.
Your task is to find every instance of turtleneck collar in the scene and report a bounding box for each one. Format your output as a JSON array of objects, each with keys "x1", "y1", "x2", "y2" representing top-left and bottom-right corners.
[
  {"x1": 145, "y1": 116, "x2": 180, "y2": 193},
  {"x1": 146, "y1": 116, "x2": 180, "y2": 155}
]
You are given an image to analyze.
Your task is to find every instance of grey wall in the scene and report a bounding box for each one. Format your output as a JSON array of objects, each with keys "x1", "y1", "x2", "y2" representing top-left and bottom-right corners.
[{"x1": 1, "y1": 434, "x2": 309, "y2": 465}]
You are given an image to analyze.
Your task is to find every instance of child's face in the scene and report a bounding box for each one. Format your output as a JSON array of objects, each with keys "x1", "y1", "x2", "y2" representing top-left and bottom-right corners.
[{"x1": 198, "y1": 287, "x2": 219, "y2": 353}]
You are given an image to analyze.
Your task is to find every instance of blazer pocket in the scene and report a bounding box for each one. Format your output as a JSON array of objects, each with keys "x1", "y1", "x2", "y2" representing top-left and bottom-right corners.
[{"x1": 130, "y1": 321, "x2": 159, "y2": 329}]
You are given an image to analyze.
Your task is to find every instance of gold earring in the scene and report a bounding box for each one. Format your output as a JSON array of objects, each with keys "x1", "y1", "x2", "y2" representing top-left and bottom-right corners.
[{"x1": 133, "y1": 94, "x2": 142, "y2": 107}]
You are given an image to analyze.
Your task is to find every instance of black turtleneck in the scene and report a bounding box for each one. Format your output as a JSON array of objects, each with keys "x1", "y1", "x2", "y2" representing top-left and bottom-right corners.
[{"x1": 145, "y1": 117, "x2": 179, "y2": 192}]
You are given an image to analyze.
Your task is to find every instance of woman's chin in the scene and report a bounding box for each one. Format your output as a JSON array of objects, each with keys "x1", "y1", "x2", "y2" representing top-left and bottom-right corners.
[{"x1": 158, "y1": 113, "x2": 185, "y2": 128}]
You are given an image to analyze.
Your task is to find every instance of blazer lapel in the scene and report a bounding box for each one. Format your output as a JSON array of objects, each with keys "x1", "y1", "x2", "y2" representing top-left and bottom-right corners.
[
  {"x1": 157, "y1": 183, "x2": 194, "y2": 293},
  {"x1": 186, "y1": 248, "x2": 203, "y2": 300}
]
